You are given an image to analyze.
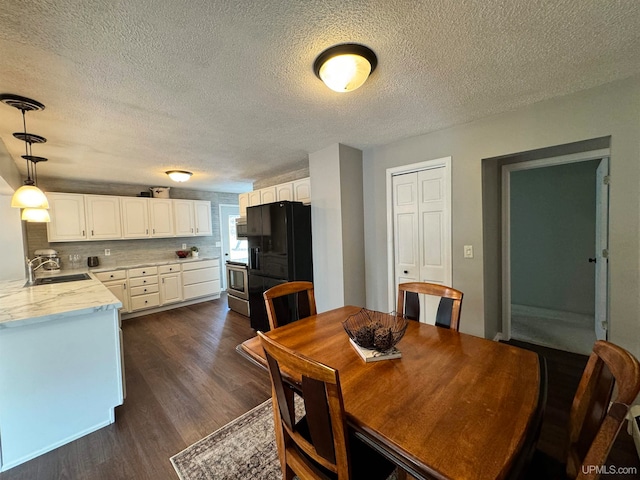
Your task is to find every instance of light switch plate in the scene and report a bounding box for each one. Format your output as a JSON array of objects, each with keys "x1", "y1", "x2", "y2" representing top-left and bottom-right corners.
[
  {"x1": 182, "y1": 243, "x2": 187, "y2": 249},
  {"x1": 463, "y1": 245, "x2": 473, "y2": 258},
  {"x1": 215, "y1": 241, "x2": 221, "y2": 247},
  {"x1": 105, "y1": 249, "x2": 111, "y2": 256}
]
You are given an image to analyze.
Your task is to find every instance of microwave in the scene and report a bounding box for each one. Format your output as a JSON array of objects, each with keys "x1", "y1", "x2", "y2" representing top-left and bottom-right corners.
[{"x1": 236, "y1": 217, "x2": 248, "y2": 237}]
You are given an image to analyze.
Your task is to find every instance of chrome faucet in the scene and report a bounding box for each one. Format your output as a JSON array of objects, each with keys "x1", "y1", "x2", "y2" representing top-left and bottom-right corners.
[{"x1": 26, "y1": 256, "x2": 60, "y2": 285}]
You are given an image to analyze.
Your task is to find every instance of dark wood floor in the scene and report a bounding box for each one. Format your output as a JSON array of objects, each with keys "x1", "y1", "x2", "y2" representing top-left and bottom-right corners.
[{"x1": 2, "y1": 302, "x2": 637, "y2": 479}]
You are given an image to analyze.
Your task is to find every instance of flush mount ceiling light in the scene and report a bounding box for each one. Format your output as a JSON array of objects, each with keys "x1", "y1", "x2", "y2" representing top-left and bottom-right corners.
[
  {"x1": 0, "y1": 93, "x2": 50, "y2": 212},
  {"x1": 313, "y1": 43, "x2": 378, "y2": 93},
  {"x1": 166, "y1": 170, "x2": 193, "y2": 182}
]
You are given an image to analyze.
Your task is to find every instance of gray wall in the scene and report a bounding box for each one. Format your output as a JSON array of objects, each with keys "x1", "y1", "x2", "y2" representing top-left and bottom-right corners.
[
  {"x1": 25, "y1": 178, "x2": 238, "y2": 269},
  {"x1": 253, "y1": 165, "x2": 309, "y2": 190},
  {"x1": 362, "y1": 75, "x2": 640, "y2": 360},
  {"x1": 510, "y1": 161, "x2": 598, "y2": 315}
]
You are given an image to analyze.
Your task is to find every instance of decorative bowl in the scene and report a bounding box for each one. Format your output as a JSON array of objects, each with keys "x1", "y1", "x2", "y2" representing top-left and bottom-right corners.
[
  {"x1": 176, "y1": 250, "x2": 190, "y2": 258},
  {"x1": 343, "y1": 309, "x2": 408, "y2": 352}
]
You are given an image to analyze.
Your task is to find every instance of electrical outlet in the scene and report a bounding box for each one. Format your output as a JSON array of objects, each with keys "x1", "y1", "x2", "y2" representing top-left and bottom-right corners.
[
  {"x1": 215, "y1": 241, "x2": 221, "y2": 247},
  {"x1": 463, "y1": 245, "x2": 473, "y2": 259},
  {"x1": 105, "y1": 249, "x2": 111, "y2": 256},
  {"x1": 182, "y1": 243, "x2": 187, "y2": 250}
]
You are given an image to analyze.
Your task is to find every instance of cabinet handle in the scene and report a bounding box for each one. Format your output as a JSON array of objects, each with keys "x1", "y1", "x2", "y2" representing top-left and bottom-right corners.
[
  {"x1": 153, "y1": 229, "x2": 155, "y2": 234},
  {"x1": 191, "y1": 228, "x2": 193, "y2": 233},
  {"x1": 143, "y1": 280, "x2": 147, "y2": 283},
  {"x1": 144, "y1": 300, "x2": 148, "y2": 304},
  {"x1": 123, "y1": 283, "x2": 127, "y2": 290},
  {"x1": 82, "y1": 230, "x2": 85, "y2": 236},
  {"x1": 91, "y1": 230, "x2": 94, "y2": 236},
  {"x1": 110, "y1": 274, "x2": 114, "y2": 278},
  {"x1": 146, "y1": 229, "x2": 148, "y2": 234},
  {"x1": 162, "y1": 278, "x2": 165, "y2": 283},
  {"x1": 144, "y1": 289, "x2": 147, "y2": 292}
]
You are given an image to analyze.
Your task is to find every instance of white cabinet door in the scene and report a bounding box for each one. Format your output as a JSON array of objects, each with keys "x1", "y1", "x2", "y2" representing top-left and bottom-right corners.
[
  {"x1": 276, "y1": 183, "x2": 294, "y2": 201},
  {"x1": 260, "y1": 187, "x2": 276, "y2": 204},
  {"x1": 105, "y1": 280, "x2": 130, "y2": 313},
  {"x1": 238, "y1": 193, "x2": 249, "y2": 217},
  {"x1": 86, "y1": 195, "x2": 122, "y2": 240},
  {"x1": 120, "y1": 197, "x2": 150, "y2": 238},
  {"x1": 160, "y1": 273, "x2": 183, "y2": 305},
  {"x1": 248, "y1": 190, "x2": 261, "y2": 206},
  {"x1": 194, "y1": 200, "x2": 212, "y2": 236},
  {"x1": 173, "y1": 199, "x2": 195, "y2": 236},
  {"x1": 46, "y1": 193, "x2": 87, "y2": 242},
  {"x1": 293, "y1": 178, "x2": 311, "y2": 204},
  {"x1": 149, "y1": 199, "x2": 174, "y2": 237}
]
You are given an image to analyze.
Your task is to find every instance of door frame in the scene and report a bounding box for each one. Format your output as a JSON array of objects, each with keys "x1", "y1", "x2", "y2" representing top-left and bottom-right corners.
[
  {"x1": 218, "y1": 203, "x2": 240, "y2": 289},
  {"x1": 386, "y1": 156, "x2": 452, "y2": 312},
  {"x1": 500, "y1": 148, "x2": 610, "y2": 340}
]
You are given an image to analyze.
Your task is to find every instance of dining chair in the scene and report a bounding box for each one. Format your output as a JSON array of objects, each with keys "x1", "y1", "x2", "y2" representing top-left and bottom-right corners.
[
  {"x1": 523, "y1": 340, "x2": 640, "y2": 480},
  {"x1": 258, "y1": 331, "x2": 397, "y2": 480},
  {"x1": 396, "y1": 282, "x2": 464, "y2": 330},
  {"x1": 263, "y1": 281, "x2": 316, "y2": 330}
]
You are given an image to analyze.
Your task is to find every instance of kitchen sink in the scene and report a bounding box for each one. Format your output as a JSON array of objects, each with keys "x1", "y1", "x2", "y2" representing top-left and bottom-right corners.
[{"x1": 32, "y1": 273, "x2": 91, "y2": 286}]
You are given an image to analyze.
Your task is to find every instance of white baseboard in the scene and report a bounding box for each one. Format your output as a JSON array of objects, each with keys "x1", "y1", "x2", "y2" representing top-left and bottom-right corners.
[{"x1": 493, "y1": 332, "x2": 503, "y2": 342}]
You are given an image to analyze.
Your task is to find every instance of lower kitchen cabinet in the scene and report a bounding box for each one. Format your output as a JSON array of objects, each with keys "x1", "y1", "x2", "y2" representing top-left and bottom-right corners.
[
  {"x1": 94, "y1": 259, "x2": 220, "y2": 318},
  {"x1": 94, "y1": 270, "x2": 130, "y2": 312},
  {"x1": 128, "y1": 266, "x2": 160, "y2": 312},
  {"x1": 182, "y1": 260, "x2": 221, "y2": 300},
  {"x1": 159, "y1": 264, "x2": 182, "y2": 305}
]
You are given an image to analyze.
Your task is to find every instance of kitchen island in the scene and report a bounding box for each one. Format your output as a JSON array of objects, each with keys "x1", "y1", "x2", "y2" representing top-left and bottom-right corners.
[{"x1": 0, "y1": 274, "x2": 124, "y2": 472}]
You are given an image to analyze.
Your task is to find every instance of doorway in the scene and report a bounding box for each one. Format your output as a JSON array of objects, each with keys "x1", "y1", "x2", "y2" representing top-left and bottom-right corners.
[
  {"x1": 219, "y1": 204, "x2": 247, "y2": 289},
  {"x1": 501, "y1": 150, "x2": 609, "y2": 354},
  {"x1": 386, "y1": 157, "x2": 452, "y2": 322}
]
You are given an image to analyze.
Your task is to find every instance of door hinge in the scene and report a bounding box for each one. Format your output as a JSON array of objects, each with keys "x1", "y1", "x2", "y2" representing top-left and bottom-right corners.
[
  {"x1": 603, "y1": 175, "x2": 610, "y2": 185},
  {"x1": 602, "y1": 249, "x2": 609, "y2": 258},
  {"x1": 601, "y1": 321, "x2": 608, "y2": 331}
]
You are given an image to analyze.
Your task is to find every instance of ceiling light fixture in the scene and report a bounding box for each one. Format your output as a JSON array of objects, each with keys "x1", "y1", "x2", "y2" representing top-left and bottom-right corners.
[
  {"x1": 313, "y1": 43, "x2": 378, "y2": 93},
  {"x1": 21, "y1": 207, "x2": 51, "y2": 222},
  {"x1": 0, "y1": 94, "x2": 50, "y2": 212},
  {"x1": 166, "y1": 170, "x2": 193, "y2": 182}
]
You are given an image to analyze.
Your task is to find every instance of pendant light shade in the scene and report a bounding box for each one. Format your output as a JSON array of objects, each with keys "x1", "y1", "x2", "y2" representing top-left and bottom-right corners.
[
  {"x1": 21, "y1": 207, "x2": 51, "y2": 222},
  {"x1": 12, "y1": 185, "x2": 50, "y2": 209},
  {"x1": 313, "y1": 44, "x2": 378, "y2": 93},
  {"x1": 166, "y1": 170, "x2": 193, "y2": 182},
  {"x1": 1, "y1": 93, "x2": 50, "y2": 218}
]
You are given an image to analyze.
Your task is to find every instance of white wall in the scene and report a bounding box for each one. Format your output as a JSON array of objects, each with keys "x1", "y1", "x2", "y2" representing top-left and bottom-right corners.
[
  {"x1": 363, "y1": 76, "x2": 640, "y2": 358},
  {"x1": 0, "y1": 195, "x2": 25, "y2": 281},
  {"x1": 309, "y1": 144, "x2": 366, "y2": 312}
]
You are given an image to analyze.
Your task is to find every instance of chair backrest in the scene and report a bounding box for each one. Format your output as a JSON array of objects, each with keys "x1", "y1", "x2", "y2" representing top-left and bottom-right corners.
[
  {"x1": 258, "y1": 331, "x2": 351, "y2": 479},
  {"x1": 396, "y1": 282, "x2": 463, "y2": 331},
  {"x1": 263, "y1": 281, "x2": 317, "y2": 330},
  {"x1": 568, "y1": 340, "x2": 640, "y2": 480}
]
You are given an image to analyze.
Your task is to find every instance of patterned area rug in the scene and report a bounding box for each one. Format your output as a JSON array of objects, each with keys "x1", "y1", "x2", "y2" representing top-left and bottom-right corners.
[
  {"x1": 171, "y1": 399, "x2": 282, "y2": 480},
  {"x1": 171, "y1": 398, "x2": 399, "y2": 480}
]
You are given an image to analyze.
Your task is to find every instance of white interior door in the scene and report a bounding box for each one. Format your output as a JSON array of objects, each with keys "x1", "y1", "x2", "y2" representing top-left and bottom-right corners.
[
  {"x1": 392, "y1": 164, "x2": 450, "y2": 323},
  {"x1": 393, "y1": 173, "x2": 420, "y2": 288},
  {"x1": 594, "y1": 157, "x2": 609, "y2": 340}
]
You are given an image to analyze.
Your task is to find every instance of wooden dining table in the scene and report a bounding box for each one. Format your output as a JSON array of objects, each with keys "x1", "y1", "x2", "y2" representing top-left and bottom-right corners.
[{"x1": 238, "y1": 305, "x2": 543, "y2": 480}]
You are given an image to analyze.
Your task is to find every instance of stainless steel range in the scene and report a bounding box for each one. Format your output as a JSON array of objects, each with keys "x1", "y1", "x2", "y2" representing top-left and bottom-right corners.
[{"x1": 226, "y1": 261, "x2": 249, "y2": 316}]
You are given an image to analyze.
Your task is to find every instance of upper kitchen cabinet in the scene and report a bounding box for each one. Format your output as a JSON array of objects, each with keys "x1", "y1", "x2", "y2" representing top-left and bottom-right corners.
[
  {"x1": 194, "y1": 200, "x2": 212, "y2": 236},
  {"x1": 173, "y1": 199, "x2": 195, "y2": 236},
  {"x1": 121, "y1": 197, "x2": 150, "y2": 239},
  {"x1": 47, "y1": 193, "x2": 87, "y2": 242},
  {"x1": 248, "y1": 190, "x2": 261, "y2": 207},
  {"x1": 260, "y1": 186, "x2": 276, "y2": 204},
  {"x1": 86, "y1": 195, "x2": 122, "y2": 240},
  {"x1": 149, "y1": 199, "x2": 174, "y2": 237},
  {"x1": 173, "y1": 199, "x2": 212, "y2": 237},
  {"x1": 238, "y1": 193, "x2": 249, "y2": 218},
  {"x1": 276, "y1": 183, "x2": 294, "y2": 201},
  {"x1": 293, "y1": 178, "x2": 311, "y2": 204}
]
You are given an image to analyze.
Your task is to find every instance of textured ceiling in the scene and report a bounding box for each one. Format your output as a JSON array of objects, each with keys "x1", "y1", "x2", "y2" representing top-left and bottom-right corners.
[{"x1": 1, "y1": 0, "x2": 639, "y2": 192}]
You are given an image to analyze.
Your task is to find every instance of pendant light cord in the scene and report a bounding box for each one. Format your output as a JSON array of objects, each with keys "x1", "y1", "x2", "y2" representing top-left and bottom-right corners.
[{"x1": 21, "y1": 108, "x2": 35, "y2": 184}]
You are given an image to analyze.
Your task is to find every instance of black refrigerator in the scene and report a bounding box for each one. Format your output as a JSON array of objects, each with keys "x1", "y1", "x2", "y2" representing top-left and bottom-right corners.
[{"x1": 247, "y1": 201, "x2": 313, "y2": 331}]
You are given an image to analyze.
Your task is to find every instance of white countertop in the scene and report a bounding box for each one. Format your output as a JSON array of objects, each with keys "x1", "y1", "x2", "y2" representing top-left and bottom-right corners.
[
  {"x1": 88, "y1": 256, "x2": 220, "y2": 272},
  {"x1": 0, "y1": 272, "x2": 121, "y2": 329},
  {"x1": 0, "y1": 256, "x2": 220, "y2": 328}
]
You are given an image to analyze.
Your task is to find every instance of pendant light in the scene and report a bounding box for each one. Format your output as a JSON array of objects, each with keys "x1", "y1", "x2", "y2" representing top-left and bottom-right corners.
[
  {"x1": 313, "y1": 44, "x2": 378, "y2": 93},
  {"x1": 0, "y1": 94, "x2": 50, "y2": 210}
]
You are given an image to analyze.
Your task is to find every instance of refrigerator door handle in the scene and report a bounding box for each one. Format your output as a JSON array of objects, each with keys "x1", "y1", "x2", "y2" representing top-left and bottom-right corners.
[{"x1": 250, "y1": 247, "x2": 260, "y2": 270}]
